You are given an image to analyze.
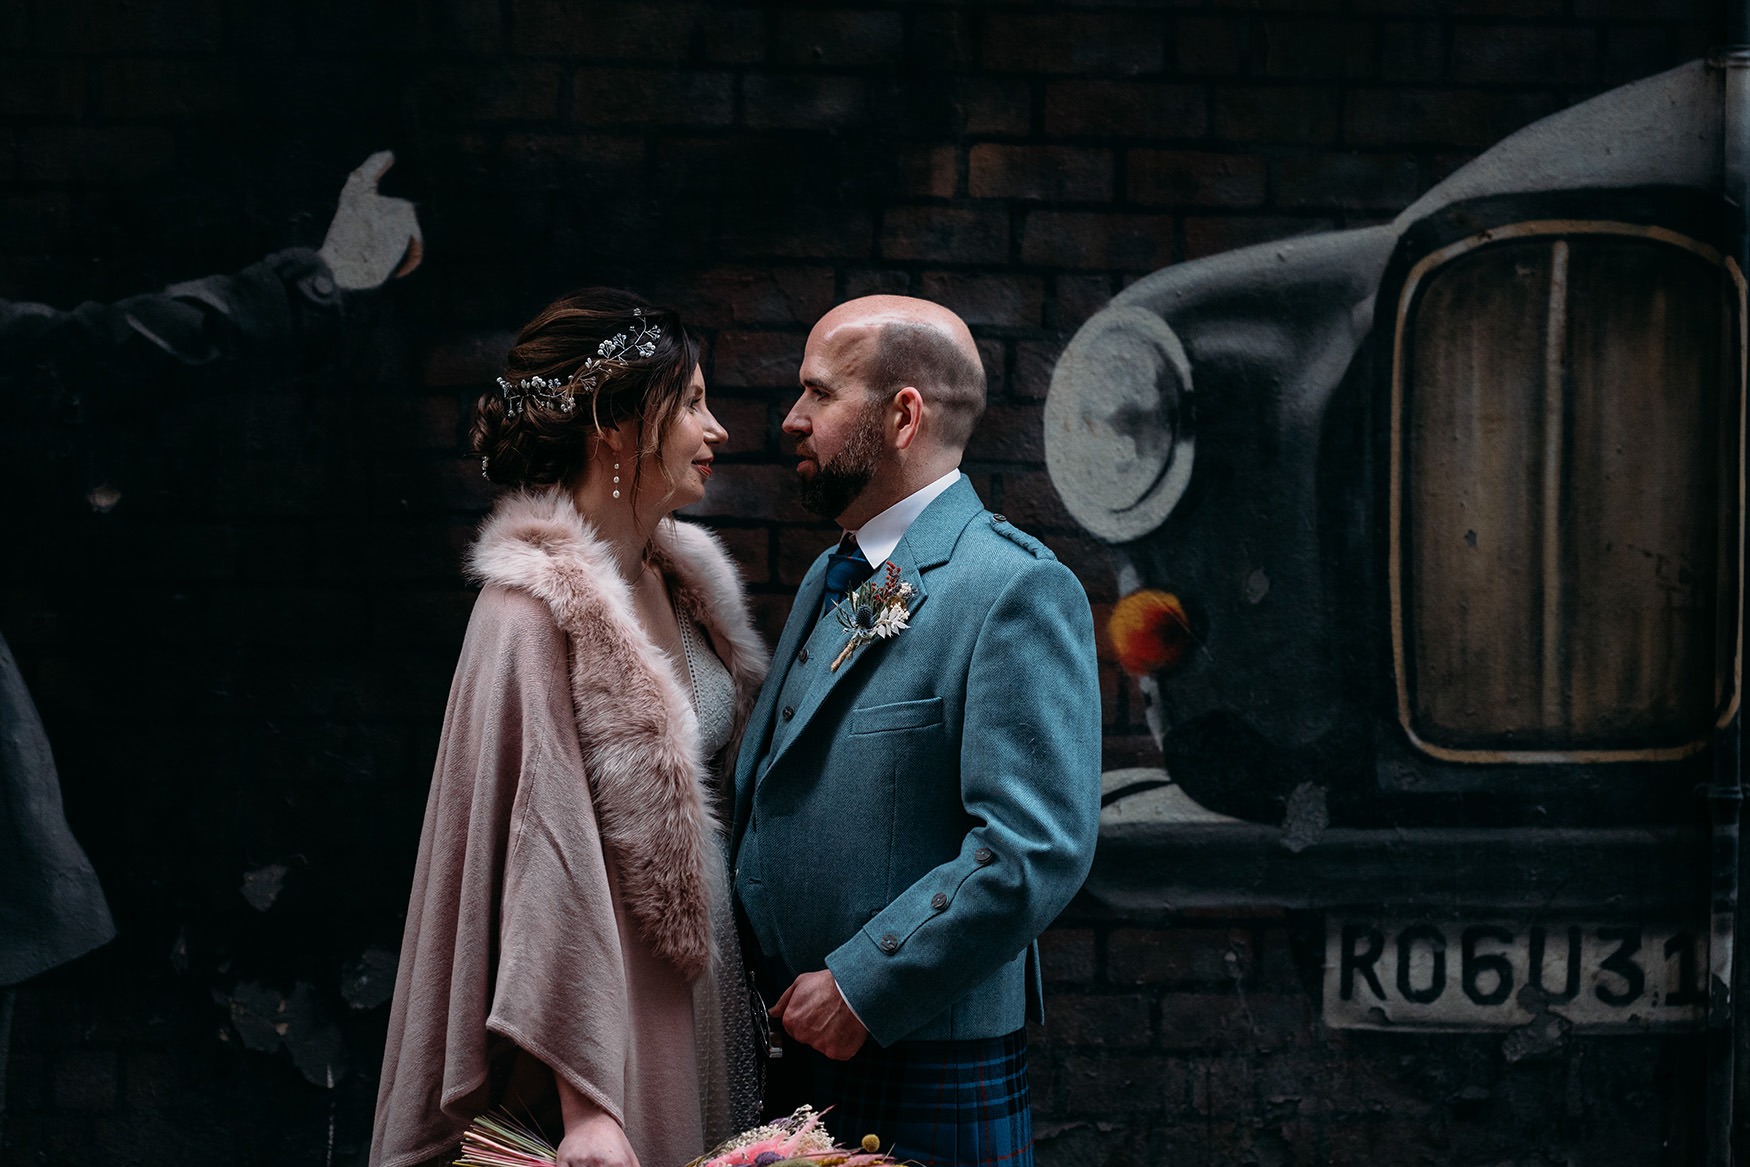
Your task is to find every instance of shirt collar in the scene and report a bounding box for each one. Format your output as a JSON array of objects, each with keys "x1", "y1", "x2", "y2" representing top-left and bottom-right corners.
[{"x1": 843, "y1": 468, "x2": 962, "y2": 567}]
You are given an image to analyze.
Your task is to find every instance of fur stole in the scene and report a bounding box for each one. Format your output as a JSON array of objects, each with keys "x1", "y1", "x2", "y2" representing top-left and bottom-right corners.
[{"x1": 466, "y1": 487, "x2": 768, "y2": 979}]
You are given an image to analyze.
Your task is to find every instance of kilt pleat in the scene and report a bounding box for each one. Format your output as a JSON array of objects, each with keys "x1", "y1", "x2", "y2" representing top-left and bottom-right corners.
[{"x1": 771, "y1": 1029, "x2": 1033, "y2": 1167}]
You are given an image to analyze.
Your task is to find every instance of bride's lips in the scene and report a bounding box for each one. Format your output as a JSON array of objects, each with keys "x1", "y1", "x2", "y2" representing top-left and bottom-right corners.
[{"x1": 693, "y1": 458, "x2": 713, "y2": 480}]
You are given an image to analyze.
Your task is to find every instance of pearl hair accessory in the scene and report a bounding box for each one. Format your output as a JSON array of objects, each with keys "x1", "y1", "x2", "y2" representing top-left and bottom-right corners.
[{"x1": 496, "y1": 308, "x2": 662, "y2": 416}]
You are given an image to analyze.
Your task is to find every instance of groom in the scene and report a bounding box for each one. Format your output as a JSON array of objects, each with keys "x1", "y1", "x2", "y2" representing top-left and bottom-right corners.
[{"x1": 730, "y1": 295, "x2": 1101, "y2": 1166}]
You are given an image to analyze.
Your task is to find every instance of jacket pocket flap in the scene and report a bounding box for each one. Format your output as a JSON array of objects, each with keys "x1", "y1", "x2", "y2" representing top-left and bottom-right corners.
[{"x1": 850, "y1": 697, "x2": 945, "y2": 735}]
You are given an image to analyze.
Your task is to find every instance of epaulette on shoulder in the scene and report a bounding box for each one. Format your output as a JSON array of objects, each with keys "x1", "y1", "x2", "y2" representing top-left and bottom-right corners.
[{"x1": 986, "y1": 512, "x2": 1055, "y2": 560}]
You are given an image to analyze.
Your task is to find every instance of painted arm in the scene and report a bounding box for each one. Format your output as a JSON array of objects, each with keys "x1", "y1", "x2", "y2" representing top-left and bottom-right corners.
[
  {"x1": 0, "y1": 151, "x2": 420, "y2": 368},
  {"x1": 824, "y1": 558, "x2": 1103, "y2": 1046}
]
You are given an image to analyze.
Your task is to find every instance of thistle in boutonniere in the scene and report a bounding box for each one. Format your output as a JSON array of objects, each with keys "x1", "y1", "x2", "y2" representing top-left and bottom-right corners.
[{"x1": 832, "y1": 562, "x2": 915, "y2": 671}]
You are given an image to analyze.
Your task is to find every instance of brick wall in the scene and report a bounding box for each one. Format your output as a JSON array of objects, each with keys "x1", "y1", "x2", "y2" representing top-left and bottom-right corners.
[{"x1": 0, "y1": 1, "x2": 1722, "y2": 1164}]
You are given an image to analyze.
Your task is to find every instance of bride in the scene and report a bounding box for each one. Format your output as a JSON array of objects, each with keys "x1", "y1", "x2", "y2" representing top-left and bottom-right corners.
[{"x1": 371, "y1": 288, "x2": 765, "y2": 1167}]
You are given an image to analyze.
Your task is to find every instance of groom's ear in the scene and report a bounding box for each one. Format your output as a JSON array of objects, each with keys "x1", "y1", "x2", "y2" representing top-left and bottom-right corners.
[{"x1": 889, "y1": 386, "x2": 924, "y2": 451}]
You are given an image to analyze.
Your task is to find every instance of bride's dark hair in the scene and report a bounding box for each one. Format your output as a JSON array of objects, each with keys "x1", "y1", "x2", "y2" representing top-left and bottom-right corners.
[{"x1": 470, "y1": 288, "x2": 700, "y2": 491}]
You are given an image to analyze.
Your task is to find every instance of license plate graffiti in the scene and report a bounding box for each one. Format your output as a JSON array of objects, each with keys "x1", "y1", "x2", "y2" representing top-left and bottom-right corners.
[{"x1": 1323, "y1": 918, "x2": 1707, "y2": 1030}]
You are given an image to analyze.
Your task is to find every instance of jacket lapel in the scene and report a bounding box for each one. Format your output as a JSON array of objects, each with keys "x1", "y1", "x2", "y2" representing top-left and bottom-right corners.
[{"x1": 753, "y1": 477, "x2": 983, "y2": 784}]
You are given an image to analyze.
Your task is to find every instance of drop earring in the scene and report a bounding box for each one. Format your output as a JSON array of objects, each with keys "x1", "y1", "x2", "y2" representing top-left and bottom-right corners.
[{"x1": 612, "y1": 461, "x2": 621, "y2": 500}]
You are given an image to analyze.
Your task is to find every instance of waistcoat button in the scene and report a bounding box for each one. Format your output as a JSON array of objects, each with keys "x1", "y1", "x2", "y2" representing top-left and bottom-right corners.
[
  {"x1": 781, "y1": 706, "x2": 794, "y2": 721},
  {"x1": 879, "y1": 934, "x2": 900, "y2": 954},
  {"x1": 974, "y1": 847, "x2": 994, "y2": 864},
  {"x1": 930, "y1": 892, "x2": 948, "y2": 911},
  {"x1": 798, "y1": 646, "x2": 810, "y2": 664}
]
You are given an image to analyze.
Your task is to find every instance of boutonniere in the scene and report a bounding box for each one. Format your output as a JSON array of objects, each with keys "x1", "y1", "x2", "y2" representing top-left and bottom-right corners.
[{"x1": 831, "y1": 562, "x2": 915, "y2": 671}]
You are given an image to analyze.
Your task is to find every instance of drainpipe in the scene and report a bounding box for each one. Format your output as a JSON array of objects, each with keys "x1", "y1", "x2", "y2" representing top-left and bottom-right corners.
[{"x1": 1718, "y1": 7, "x2": 1750, "y2": 1163}]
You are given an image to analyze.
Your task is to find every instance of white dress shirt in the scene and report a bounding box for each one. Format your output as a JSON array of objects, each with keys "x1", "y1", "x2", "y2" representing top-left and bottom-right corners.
[{"x1": 841, "y1": 468, "x2": 962, "y2": 566}]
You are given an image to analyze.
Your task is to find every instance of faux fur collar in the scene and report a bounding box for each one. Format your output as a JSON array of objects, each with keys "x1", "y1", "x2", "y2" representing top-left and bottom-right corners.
[{"x1": 466, "y1": 487, "x2": 768, "y2": 978}]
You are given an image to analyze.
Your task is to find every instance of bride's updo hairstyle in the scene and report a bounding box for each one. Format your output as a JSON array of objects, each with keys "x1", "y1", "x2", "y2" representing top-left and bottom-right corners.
[{"x1": 470, "y1": 287, "x2": 700, "y2": 492}]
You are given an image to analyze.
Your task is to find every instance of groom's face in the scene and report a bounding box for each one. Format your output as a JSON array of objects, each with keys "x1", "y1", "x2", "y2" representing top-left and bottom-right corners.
[{"x1": 787, "y1": 321, "x2": 891, "y2": 520}]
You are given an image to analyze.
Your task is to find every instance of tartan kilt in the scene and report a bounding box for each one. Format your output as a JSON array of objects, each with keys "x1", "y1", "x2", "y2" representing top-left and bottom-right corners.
[{"x1": 768, "y1": 1029, "x2": 1033, "y2": 1167}]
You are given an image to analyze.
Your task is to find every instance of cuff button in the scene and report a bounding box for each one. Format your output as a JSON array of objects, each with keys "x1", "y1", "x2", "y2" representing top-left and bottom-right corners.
[
  {"x1": 974, "y1": 847, "x2": 994, "y2": 864},
  {"x1": 930, "y1": 892, "x2": 948, "y2": 911},
  {"x1": 878, "y1": 933, "x2": 900, "y2": 954}
]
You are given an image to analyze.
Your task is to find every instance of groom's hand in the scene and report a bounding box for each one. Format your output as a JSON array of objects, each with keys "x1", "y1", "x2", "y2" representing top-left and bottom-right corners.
[{"x1": 770, "y1": 970, "x2": 868, "y2": 1060}]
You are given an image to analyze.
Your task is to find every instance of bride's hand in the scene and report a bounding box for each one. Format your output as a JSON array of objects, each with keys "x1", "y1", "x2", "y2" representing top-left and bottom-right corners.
[
  {"x1": 555, "y1": 1076, "x2": 639, "y2": 1167},
  {"x1": 555, "y1": 1110, "x2": 639, "y2": 1167}
]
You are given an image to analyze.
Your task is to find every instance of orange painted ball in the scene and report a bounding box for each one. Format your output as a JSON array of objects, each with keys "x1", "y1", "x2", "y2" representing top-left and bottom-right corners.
[{"x1": 1108, "y1": 590, "x2": 1193, "y2": 676}]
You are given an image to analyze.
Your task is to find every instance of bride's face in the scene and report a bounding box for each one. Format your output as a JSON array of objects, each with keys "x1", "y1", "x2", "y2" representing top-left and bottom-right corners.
[{"x1": 649, "y1": 365, "x2": 725, "y2": 513}]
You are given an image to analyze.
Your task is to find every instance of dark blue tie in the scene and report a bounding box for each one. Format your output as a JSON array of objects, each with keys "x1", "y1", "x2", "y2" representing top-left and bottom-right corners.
[{"x1": 822, "y1": 532, "x2": 875, "y2": 612}]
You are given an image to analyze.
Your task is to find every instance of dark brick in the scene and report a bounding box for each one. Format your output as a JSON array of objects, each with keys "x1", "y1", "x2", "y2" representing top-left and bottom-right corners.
[
  {"x1": 36, "y1": 0, "x2": 221, "y2": 51},
  {"x1": 910, "y1": 10, "x2": 978, "y2": 72},
  {"x1": 1110, "y1": 928, "x2": 1252, "y2": 983},
  {"x1": 953, "y1": 78, "x2": 1033, "y2": 135},
  {"x1": 881, "y1": 206, "x2": 1009, "y2": 264},
  {"x1": 901, "y1": 145, "x2": 958, "y2": 198},
  {"x1": 1014, "y1": 340, "x2": 1067, "y2": 400},
  {"x1": 1022, "y1": 211, "x2": 1173, "y2": 271},
  {"x1": 1354, "y1": 0, "x2": 1561, "y2": 12},
  {"x1": 1002, "y1": 469, "x2": 1077, "y2": 531},
  {"x1": 1378, "y1": 21, "x2": 1445, "y2": 83},
  {"x1": 965, "y1": 403, "x2": 1044, "y2": 463},
  {"x1": 1576, "y1": 0, "x2": 1711, "y2": 15},
  {"x1": 711, "y1": 525, "x2": 770, "y2": 583},
  {"x1": 410, "y1": 62, "x2": 562, "y2": 122},
  {"x1": 703, "y1": 397, "x2": 771, "y2": 458},
  {"x1": 744, "y1": 75, "x2": 869, "y2": 129},
  {"x1": 422, "y1": 332, "x2": 518, "y2": 388},
  {"x1": 0, "y1": 191, "x2": 71, "y2": 251},
  {"x1": 1346, "y1": 87, "x2": 1562, "y2": 148},
  {"x1": 711, "y1": 331, "x2": 805, "y2": 389},
  {"x1": 1209, "y1": 0, "x2": 1340, "y2": 10},
  {"x1": 1052, "y1": 279, "x2": 1112, "y2": 332},
  {"x1": 1212, "y1": 85, "x2": 1338, "y2": 144},
  {"x1": 54, "y1": 1047, "x2": 119, "y2": 1110},
  {"x1": 723, "y1": 207, "x2": 875, "y2": 260},
  {"x1": 574, "y1": 68, "x2": 733, "y2": 126},
  {"x1": 775, "y1": 10, "x2": 904, "y2": 67},
  {"x1": 1062, "y1": 1053, "x2": 1187, "y2": 1113},
  {"x1": 702, "y1": 7, "x2": 764, "y2": 64},
  {"x1": 2, "y1": 60, "x2": 88, "y2": 118},
  {"x1": 21, "y1": 127, "x2": 176, "y2": 182},
  {"x1": 1176, "y1": 16, "x2": 1248, "y2": 76},
  {"x1": 685, "y1": 463, "x2": 812, "y2": 523},
  {"x1": 1043, "y1": 81, "x2": 1206, "y2": 138},
  {"x1": 983, "y1": 13, "x2": 1167, "y2": 76},
  {"x1": 1260, "y1": 20, "x2": 1374, "y2": 79},
  {"x1": 921, "y1": 272, "x2": 1044, "y2": 328},
  {"x1": 1451, "y1": 26, "x2": 1598, "y2": 86},
  {"x1": 1190, "y1": 1053, "x2": 1257, "y2": 1116},
  {"x1": 1600, "y1": 24, "x2": 1675, "y2": 86},
  {"x1": 512, "y1": 0, "x2": 704, "y2": 60},
  {"x1": 1276, "y1": 152, "x2": 1419, "y2": 210},
  {"x1": 976, "y1": 337, "x2": 1007, "y2": 396},
  {"x1": 970, "y1": 145, "x2": 1113, "y2": 202},
  {"x1": 663, "y1": 266, "x2": 835, "y2": 328},
  {"x1": 1047, "y1": 994, "x2": 1154, "y2": 1048},
  {"x1": 844, "y1": 268, "x2": 913, "y2": 299},
  {"x1": 1184, "y1": 215, "x2": 1332, "y2": 260},
  {"x1": 777, "y1": 524, "x2": 840, "y2": 585},
  {"x1": 1039, "y1": 927, "x2": 1096, "y2": 981},
  {"x1": 1129, "y1": 149, "x2": 1266, "y2": 208},
  {"x1": 501, "y1": 132, "x2": 647, "y2": 197}
]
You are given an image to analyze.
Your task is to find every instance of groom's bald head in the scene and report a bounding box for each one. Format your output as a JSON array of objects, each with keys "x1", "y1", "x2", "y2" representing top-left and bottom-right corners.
[{"x1": 814, "y1": 295, "x2": 986, "y2": 453}]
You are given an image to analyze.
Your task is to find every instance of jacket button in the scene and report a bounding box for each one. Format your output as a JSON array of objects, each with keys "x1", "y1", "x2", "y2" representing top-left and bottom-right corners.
[
  {"x1": 879, "y1": 934, "x2": 900, "y2": 954},
  {"x1": 931, "y1": 892, "x2": 948, "y2": 911},
  {"x1": 991, "y1": 514, "x2": 1007, "y2": 524},
  {"x1": 798, "y1": 647, "x2": 809, "y2": 664},
  {"x1": 974, "y1": 847, "x2": 994, "y2": 864},
  {"x1": 781, "y1": 706, "x2": 794, "y2": 721}
]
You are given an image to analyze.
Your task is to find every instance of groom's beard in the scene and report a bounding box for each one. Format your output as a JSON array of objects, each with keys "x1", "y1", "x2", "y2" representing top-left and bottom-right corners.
[{"x1": 796, "y1": 400, "x2": 886, "y2": 520}]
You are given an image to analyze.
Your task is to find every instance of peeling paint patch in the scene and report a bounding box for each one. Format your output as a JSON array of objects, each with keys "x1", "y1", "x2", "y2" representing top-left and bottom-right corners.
[
  {"x1": 1244, "y1": 567, "x2": 1270, "y2": 604},
  {"x1": 240, "y1": 863, "x2": 288, "y2": 911},
  {"x1": 86, "y1": 484, "x2": 121, "y2": 513},
  {"x1": 169, "y1": 927, "x2": 189, "y2": 973},
  {"x1": 215, "y1": 979, "x2": 348, "y2": 1088},
  {"x1": 341, "y1": 946, "x2": 398, "y2": 1011}
]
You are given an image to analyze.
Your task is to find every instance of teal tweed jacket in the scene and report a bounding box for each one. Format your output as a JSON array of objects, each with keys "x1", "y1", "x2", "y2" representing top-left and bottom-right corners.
[{"x1": 731, "y1": 476, "x2": 1102, "y2": 1047}]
